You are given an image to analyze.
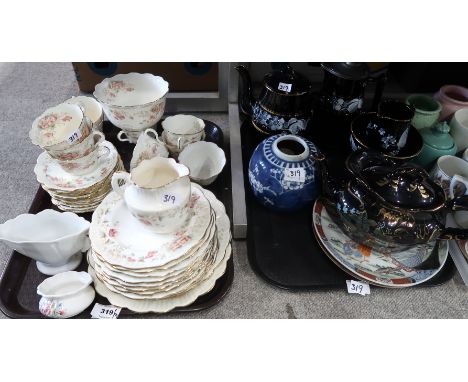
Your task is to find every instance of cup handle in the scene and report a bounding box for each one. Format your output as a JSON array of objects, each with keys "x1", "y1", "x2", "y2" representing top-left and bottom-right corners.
[
  {"x1": 97, "y1": 143, "x2": 111, "y2": 160},
  {"x1": 117, "y1": 131, "x2": 130, "y2": 142},
  {"x1": 145, "y1": 128, "x2": 163, "y2": 143},
  {"x1": 93, "y1": 130, "x2": 105, "y2": 145},
  {"x1": 449, "y1": 174, "x2": 468, "y2": 199},
  {"x1": 177, "y1": 137, "x2": 182, "y2": 150},
  {"x1": 111, "y1": 172, "x2": 131, "y2": 197}
]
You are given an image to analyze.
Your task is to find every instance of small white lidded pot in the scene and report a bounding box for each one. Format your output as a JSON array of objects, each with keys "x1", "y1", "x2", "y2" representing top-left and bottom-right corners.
[
  {"x1": 178, "y1": 141, "x2": 226, "y2": 186},
  {"x1": 37, "y1": 271, "x2": 95, "y2": 319}
]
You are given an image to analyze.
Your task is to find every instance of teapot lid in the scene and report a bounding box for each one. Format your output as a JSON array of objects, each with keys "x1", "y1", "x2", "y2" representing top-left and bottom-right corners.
[
  {"x1": 321, "y1": 62, "x2": 369, "y2": 81},
  {"x1": 420, "y1": 122, "x2": 456, "y2": 151},
  {"x1": 347, "y1": 150, "x2": 446, "y2": 209},
  {"x1": 264, "y1": 63, "x2": 311, "y2": 95}
]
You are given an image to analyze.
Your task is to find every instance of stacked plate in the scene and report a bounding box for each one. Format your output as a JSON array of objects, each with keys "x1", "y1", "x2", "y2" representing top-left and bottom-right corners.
[
  {"x1": 34, "y1": 141, "x2": 124, "y2": 213},
  {"x1": 87, "y1": 183, "x2": 232, "y2": 313},
  {"x1": 313, "y1": 198, "x2": 449, "y2": 288}
]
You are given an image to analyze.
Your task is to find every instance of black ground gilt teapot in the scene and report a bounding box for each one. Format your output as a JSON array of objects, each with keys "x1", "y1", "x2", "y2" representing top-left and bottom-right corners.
[
  {"x1": 320, "y1": 150, "x2": 468, "y2": 251},
  {"x1": 236, "y1": 64, "x2": 312, "y2": 135}
]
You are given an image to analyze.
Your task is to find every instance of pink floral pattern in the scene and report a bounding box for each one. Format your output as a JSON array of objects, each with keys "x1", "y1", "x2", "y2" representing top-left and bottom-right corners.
[
  {"x1": 39, "y1": 299, "x2": 65, "y2": 318},
  {"x1": 107, "y1": 81, "x2": 135, "y2": 98},
  {"x1": 169, "y1": 231, "x2": 192, "y2": 251},
  {"x1": 38, "y1": 113, "x2": 58, "y2": 129}
]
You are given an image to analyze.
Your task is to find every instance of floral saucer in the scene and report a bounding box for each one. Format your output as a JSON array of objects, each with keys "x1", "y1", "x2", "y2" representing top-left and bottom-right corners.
[
  {"x1": 88, "y1": 187, "x2": 232, "y2": 312},
  {"x1": 313, "y1": 198, "x2": 449, "y2": 287},
  {"x1": 89, "y1": 211, "x2": 217, "y2": 282},
  {"x1": 35, "y1": 141, "x2": 118, "y2": 191},
  {"x1": 89, "y1": 184, "x2": 213, "y2": 269}
]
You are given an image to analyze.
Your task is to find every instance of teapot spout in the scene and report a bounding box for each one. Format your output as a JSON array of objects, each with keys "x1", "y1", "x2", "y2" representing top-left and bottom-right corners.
[{"x1": 235, "y1": 65, "x2": 254, "y2": 117}]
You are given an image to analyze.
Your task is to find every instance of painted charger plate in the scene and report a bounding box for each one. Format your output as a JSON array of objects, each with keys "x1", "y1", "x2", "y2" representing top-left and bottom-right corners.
[{"x1": 312, "y1": 199, "x2": 449, "y2": 287}]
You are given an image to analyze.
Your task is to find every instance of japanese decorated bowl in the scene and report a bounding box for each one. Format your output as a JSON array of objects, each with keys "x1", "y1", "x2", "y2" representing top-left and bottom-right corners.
[{"x1": 93, "y1": 73, "x2": 169, "y2": 133}]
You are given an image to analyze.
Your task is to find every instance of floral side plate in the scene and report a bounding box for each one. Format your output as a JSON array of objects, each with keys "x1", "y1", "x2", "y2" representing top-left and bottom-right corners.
[
  {"x1": 313, "y1": 198, "x2": 449, "y2": 287},
  {"x1": 88, "y1": 187, "x2": 232, "y2": 313},
  {"x1": 89, "y1": 184, "x2": 213, "y2": 269},
  {"x1": 34, "y1": 141, "x2": 118, "y2": 191}
]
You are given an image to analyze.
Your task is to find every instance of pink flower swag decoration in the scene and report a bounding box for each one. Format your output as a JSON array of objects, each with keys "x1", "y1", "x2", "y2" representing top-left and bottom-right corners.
[
  {"x1": 110, "y1": 81, "x2": 124, "y2": 90},
  {"x1": 113, "y1": 110, "x2": 126, "y2": 120},
  {"x1": 169, "y1": 231, "x2": 192, "y2": 251},
  {"x1": 38, "y1": 114, "x2": 58, "y2": 129},
  {"x1": 145, "y1": 250, "x2": 157, "y2": 259},
  {"x1": 187, "y1": 194, "x2": 200, "y2": 209},
  {"x1": 61, "y1": 115, "x2": 72, "y2": 122}
]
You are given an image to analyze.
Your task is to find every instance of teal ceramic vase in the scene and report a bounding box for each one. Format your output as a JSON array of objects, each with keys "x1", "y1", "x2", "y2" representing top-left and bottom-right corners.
[
  {"x1": 413, "y1": 122, "x2": 457, "y2": 169},
  {"x1": 406, "y1": 94, "x2": 442, "y2": 130}
]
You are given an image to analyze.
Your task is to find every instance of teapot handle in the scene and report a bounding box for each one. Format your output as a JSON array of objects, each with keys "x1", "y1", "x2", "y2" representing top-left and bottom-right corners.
[
  {"x1": 440, "y1": 195, "x2": 468, "y2": 240},
  {"x1": 111, "y1": 172, "x2": 131, "y2": 198},
  {"x1": 446, "y1": 194, "x2": 468, "y2": 211}
]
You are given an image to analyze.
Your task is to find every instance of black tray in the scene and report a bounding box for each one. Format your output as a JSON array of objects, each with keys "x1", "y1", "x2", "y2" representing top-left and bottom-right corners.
[
  {"x1": 241, "y1": 120, "x2": 456, "y2": 290},
  {"x1": 0, "y1": 119, "x2": 233, "y2": 318}
]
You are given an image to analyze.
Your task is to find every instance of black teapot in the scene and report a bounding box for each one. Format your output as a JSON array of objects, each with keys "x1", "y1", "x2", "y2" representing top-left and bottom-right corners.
[
  {"x1": 320, "y1": 150, "x2": 468, "y2": 251},
  {"x1": 236, "y1": 64, "x2": 312, "y2": 135},
  {"x1": 310, "y1": 62, "x2": 387, "y2": 151}
]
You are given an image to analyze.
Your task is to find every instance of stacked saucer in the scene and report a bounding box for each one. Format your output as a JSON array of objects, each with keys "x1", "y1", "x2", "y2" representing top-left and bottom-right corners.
[
  {"x1": 87, "y1": 184, "x2": 232, "y2": 313},
  {"x1": 34, "y1": 141, "x2": 124, "y2": 213}
]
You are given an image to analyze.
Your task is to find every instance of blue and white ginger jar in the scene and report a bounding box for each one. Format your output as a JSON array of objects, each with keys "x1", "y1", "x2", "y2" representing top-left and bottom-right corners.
[{"x1": 248, "y1": 134, "x2": 323, "y2": 211}]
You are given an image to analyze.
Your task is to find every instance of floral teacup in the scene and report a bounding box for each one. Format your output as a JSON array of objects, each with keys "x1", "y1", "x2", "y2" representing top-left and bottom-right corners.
[
  {"x1": 64, "y1": 96, "x2": 104, "y2": 132},
  {"x1": 161, "y1": 115, "x2": 205, "y2": 155},
  {"x1": 30, "y1": 103, "x2": 92, "y2": 151},
  {"x1": 47, "y1": 130, "x2": 105, "y2": 161},
  {"x1": 56, "y1": 142, "x2": 110, "y2": 176}
]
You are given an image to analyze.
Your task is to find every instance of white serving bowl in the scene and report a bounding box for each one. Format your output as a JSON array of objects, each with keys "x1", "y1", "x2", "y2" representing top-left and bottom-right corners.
[
  {"x1": 178, "y1": 141, "x2": 226, "y2": 186},
  {"x1": 93, "y1": 73, "x2": 169, "y2": 134},
  {"x1": 0, "y1": 210, "x2": 90, "y2": 275},
  {"x1": 37, "y1": 271, "x2": 95, "y2": 318}
]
